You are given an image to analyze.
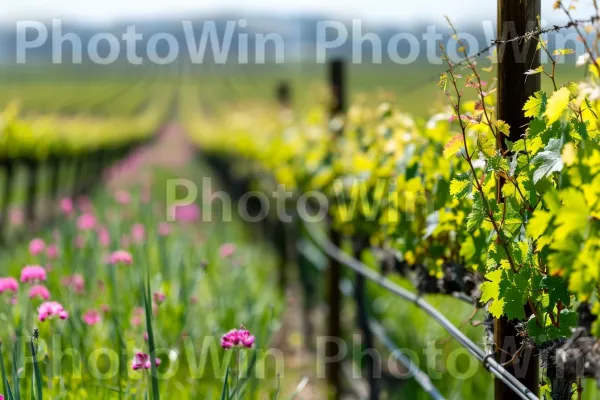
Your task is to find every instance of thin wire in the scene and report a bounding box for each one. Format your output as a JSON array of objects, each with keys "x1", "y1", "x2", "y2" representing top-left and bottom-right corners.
[
  {"x1": 297, "y1": 242, "x2": 448, "y2": 400},
  {"x1": 303, "y1": 221, "x2": 539, "y2": 400},
  {"x1": 403, "y1": 17, "x2": 598, "y2": 95},
  {"x1": 369, "y1": 319, "x2": 447, "y2": 400}
]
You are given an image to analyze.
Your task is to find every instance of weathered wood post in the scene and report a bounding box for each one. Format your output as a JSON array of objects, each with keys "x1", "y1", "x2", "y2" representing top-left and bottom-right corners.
[
  {"x1": 275, "y1": 81, "x2": 292, "y2": 295},
  {"x1": 25, "y1": 159, "x2": 39, "y2": 227},
  {"x1": 495, "y1": 1, "x2": 541, "y2": 399},
  {"x1": 354, "y1": 237, "x2": 379, "y2": 399},
  {"x1": 0, "y1": 161, "x2": 14, "y2": 242},
  {"x1": 326, "y1": 59, "x2": 345, "y2": 400}
]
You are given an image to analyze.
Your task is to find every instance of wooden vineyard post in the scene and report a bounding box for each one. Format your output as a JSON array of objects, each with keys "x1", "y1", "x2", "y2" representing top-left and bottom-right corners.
[
  {"x1": 25, "y1": 159, "x2": 39, "y2": 227},
  {"x1": 0, "y1": 161, "x2": 14, "y2": 242},
  {"x1": 49, "y1": 156, "x2": 61, "y2": 217},
  {"x1": 275, "y1": 81, "x2": 292, "y2": 295},
  {"x1": 495, "y1": 1, "x2": 541, "y2": 399},
  {"x1": 354, "y1": 237, "x2": 379, "y2": 400},
  {"x1": 326, "y1": 59, "x2": 345, "y2": 400}
]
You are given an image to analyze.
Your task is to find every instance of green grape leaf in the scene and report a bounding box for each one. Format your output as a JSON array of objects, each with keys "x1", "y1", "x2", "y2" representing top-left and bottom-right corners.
[
  {"x1": 449, "y1": 173, "x2": 472, "y2": 199},
  {"x1": 558, "y1": 309, "x2": 578, "y2": 337},
  {"x1": 530, "y1": 138, "x2": 563, "y2": 183},
  {"x1": 498, "y1": 270, "x2": 529, "y2": 320},
  {"x1": 480, "y1": 269, "x2": 503, "y2": 304},
  {"x1": 523, "y1": 91, "x2": 547, "y2": 119},
  {"x1": 540, "y1": 276, "x2": 571, "y2": 309},
  {"x1": 466, "y1": 194, "x2": 485, "y2": 232},
  {"x1": 489, "y1": 299, "x2": 505, "y2": 319},
  {"x1": 554, "y1": 188, "x2": 590, "y2": 241},
  {"x1": 526, "y1": 210, "x2": 553, "y2": 241},
  {"x1": 544, "y1": 87, "x2": 571, "y2": 124},
  {"x1": 527, "y1": 316, "x2": 547, "y2": 344},
  {"x1": 570, "y1": 117, "x2": 588, "y2": 141}
]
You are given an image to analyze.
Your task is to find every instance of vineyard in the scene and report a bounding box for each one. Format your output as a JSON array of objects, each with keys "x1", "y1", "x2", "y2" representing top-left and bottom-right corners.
[{"x1": 0, "y1": 1, "x2": 600, "y2": 399}]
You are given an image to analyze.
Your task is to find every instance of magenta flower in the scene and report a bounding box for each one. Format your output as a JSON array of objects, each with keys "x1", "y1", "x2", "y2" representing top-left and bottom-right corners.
[
  {"x1": 20, "y1": 266, "x2": 46, "y2": 284},
  {"x1": 77, "y1": 213, "x2": 96, "y2": 230},
  {"x1": 115, "y1": 190, "x2": 131, "y2": 205},
  {"x1": 220, "y1": 326, "x2": 255, "y2": 349},
  {"x1": 153, "y1": 292, "x2": 165, "y2": 305},
  {"x1": 131, "y1": 352, "x2": 161, "y2": 371},
  {"x1": 172, "y1": 204, "x2": 200, "y2": 223},
  {"x1": 1, "y1": 393, "x2": 4, "y2": 400},
  {"x1": 0, "y1": 278, "x2": 19, "y2": 294},
  {"x1": 38, "y1": 301, "x2": 69, "y2": 322},
  {"x1": 77, "y1": 196, "x2": 93, "y2": 213},
  {"x1": 131, "y1": 224, "x2": 145, "y2": 243},
  {"x1": 97, "y1": 226, "x2": 111, "y2": 247},
  {"x1": 10, "y1": 210, "x2": 23, "y2": 226},
  {"x1": 46, "y1": 244, "x2": 59, "y2": 259},
  {"x1": 83, "y1": 309, "x2": 101, "y2": 326},
  {"x1": 131, "y1": 307, "x2": 144, "y2": 326},
  {"x1": 74, "y1": 235, "x2": 86, "y2": 249},
  {"x1": 61, "y1": 274, "x2": 85, "y2": 294},
  {"x1": 28, "y1": 285, "x2": 50, "y2": 300},
  {"x1": 109, "y1": 250, "x2": 133, "y2": 265},
  {"x1": 29, "y1": 238, "x2": 45, "y2": 256},
  {"x1": 158, "y1": 222, "x2": 171, "y2": 237},
  {"x1": 219, "y1": 243, "x2": 237, "y2": 259},
  {"x1": 60, "y1": 198, "x2": 74, "y2": 215}
]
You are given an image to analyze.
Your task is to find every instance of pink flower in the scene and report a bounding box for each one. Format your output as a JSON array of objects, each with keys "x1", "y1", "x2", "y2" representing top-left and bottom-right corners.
[
  {"x1": 172, "y1": 204, "x2": 200, "y2": 223},
  {"x1": 97, "y1": 226, "x2": 111, "y2": 247},
  {"x1": 0, "y1": 278, "x2": 19, "y2": 294},
  {"x1": 131, "y1": 352, "x2": 161, "y2": 371},
  {"x1": 77, "y1": 213, "x2": 96, "y2": 230},
  {"x1": 38, "y1": 301, "x2": 69, "y2": 322},
  {"x1": 153, "y1": 292, "x2": 165, "y2": 305},
  {"x1": 20, "y1": 266, "x2": 46, "y2": 284},
  {"x1": 77, "y1": 196, "x2": 93, "y2": 213},
  {"x1": 131, "y1": 224, "x2": 145, "y2": 243},
  {"x1": 46, "y1": 244, "x2": 59, "y2": 260},
  {"x1": 29, "y1": 238, "x2": 45, "y2": 256},
  {"x1": 158, "y1": 222, "x2": 171, "y2": 237},
  {"x1": 74, "y1": 235, "x2": 86, "y2": 249},
  {"x1": 1, "y1": 393, "x2": 4, "y2": 400},
  {"x1": 10, "y1": 210, "x2": 23, "y2": 226},
  {"x1": 131, "y1": 307, "x2": 144, "y2": 326},
  {"x1": 28, "y1": 285, "x2": 50, "y2": 300},
  {"x1": 83, "y1": 310, "x2": 101, "y2": 326},
  {"x1": 220, "y1": 326, "x2": 255, "y2": 349},
  {"x1": 219, "y1": 243, "x2": 237, "y2": 259},
  {"x1": 109, "y1": 250, "x2": 133, "y2": 265},
  {"x1": 115, "y1": 190, "x2": 131, "y2": 205},
  {"x1": 61, "y1": 274, "x2": 85, "y2": 294},
  {"x1": 120, "y1": 235, "x2": 131, "y2": 248},
  {"x1": 60, "y1": 198, "x2": 74, "y2": 215}
]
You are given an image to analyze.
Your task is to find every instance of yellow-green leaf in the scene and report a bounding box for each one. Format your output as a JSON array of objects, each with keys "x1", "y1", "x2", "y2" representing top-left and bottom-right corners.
[
  {"x1": 496, "y1": 120, "x2": 510, "y2": 136},
  {"x1": 443, "y1": 133, "x2": 463, "y2": 159},
  {"x1": 523, "y1": 91, "x2": 547, "y2": 119},
  {"x1": 477, "y1": 132, "x2": 496, "y2": 158},
  {"x1": 544, "y1": 87, "x2": 571, "y2": 124}
]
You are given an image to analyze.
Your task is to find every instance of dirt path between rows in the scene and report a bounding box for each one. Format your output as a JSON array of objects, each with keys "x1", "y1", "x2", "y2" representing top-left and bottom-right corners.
[{"x1": 109, "y1": 122, "x2": 327, "y2": 399}]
